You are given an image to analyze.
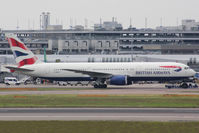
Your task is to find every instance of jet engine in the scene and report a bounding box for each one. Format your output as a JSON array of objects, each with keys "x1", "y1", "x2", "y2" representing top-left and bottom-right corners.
[{"x1": 109, "y1": 75, "x2": 132, "y2": 85}]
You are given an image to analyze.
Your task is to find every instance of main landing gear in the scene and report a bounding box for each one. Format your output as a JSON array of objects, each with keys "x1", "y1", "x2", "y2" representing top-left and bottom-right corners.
[
  {"x1": 93, "y1": 78, "x2": 108, "y2": 88},
  {"x1": 180, "y1": 82, "x2": 189, "y2": 89},
  {"x1": 94, "y1": 84, "x2": 107, "y2": 88}
]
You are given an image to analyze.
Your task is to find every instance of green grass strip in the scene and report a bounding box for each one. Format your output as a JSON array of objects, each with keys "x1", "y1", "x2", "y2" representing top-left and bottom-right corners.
[
  {"x1": 0, "y1": 94, "x2": 199, "y2": 108},
  {"x1": 0, "y1": 121, "x2": 199, "y2": 133}
]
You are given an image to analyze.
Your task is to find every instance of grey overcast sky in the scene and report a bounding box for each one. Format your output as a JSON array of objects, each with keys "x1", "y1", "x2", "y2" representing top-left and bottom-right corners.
[{"x1": 0, "y1": 0, "x2": 198, "y2": 30}]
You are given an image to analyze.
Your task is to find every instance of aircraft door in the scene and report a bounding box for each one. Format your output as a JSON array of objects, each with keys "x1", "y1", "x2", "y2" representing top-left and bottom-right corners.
[{"x1": 44, "y1": 65, "x2": 50, "y2": 75}]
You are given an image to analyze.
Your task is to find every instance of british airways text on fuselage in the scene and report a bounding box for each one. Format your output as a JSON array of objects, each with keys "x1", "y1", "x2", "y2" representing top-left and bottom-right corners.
[{"x1": 136, "y1": 71, "x2": 171, "y2": 75}]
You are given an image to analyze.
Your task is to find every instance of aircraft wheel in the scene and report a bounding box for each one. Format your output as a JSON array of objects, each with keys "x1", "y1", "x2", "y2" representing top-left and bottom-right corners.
[
  {"x1": 99, "y1": 84, "x2": 107, "y2": 88},
  {"x1": 181, "y1": 82, "x2": 189, "y2": 89},
  {"x1": 94, "y1": 84, "x2": 107, "y2": 88},
  {"x1": 102, "y1": 84, "x2": 107, "y2": 88},
  {"x1": 94, "y1": 84, "x2": 98, "y2": 88}
]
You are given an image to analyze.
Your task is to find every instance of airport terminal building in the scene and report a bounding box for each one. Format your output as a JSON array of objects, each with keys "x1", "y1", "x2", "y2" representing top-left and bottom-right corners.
[
  {"x1": 1, "y1": 16, "x2": 199, "y2": 55},
  {"x1": 1, "y1": 29, "x2": 199, "y2": 55}
]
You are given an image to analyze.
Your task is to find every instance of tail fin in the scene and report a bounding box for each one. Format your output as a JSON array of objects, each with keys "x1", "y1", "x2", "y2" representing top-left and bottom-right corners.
[{"x1": 6, "y1": 33, "x2": 40, "y2": 67}]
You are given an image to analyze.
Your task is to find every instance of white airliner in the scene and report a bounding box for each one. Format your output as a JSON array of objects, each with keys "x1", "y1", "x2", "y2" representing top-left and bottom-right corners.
[{"x1": 5, "y1": 34, "x2": 196, "y2": 88}]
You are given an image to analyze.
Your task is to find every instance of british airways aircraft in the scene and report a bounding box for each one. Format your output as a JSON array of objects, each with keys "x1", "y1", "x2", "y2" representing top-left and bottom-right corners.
[{"x1": 5, "y1": 34, "x2": 196, "y2": 88}]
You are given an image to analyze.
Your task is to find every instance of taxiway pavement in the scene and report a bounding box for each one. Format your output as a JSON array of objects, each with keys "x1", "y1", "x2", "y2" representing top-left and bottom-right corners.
[
  {"x1": 0, "y1": 83, "x2": 199, "y2": 95},
  {"x1": 0, "y1": 108, "x2": 199, "y2": 121}
]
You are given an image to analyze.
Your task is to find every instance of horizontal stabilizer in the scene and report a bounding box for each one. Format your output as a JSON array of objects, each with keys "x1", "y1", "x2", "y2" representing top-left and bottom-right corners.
[{"x1": 5, "y1": 66, "x2": 34, "y2": 72}]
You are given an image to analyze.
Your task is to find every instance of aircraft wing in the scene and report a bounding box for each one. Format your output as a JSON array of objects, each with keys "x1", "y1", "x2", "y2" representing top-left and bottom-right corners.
[
  {"x1": 5, "y1": 66, "x2": 34, "y2": 72},
  {"x1": 62, "y1": 69, "x2": 112, "y2": 78}
]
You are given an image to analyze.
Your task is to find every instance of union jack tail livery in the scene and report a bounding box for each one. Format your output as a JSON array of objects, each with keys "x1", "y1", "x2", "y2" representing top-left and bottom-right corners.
[{"x1": 6, "y1": 33, "x2": 40, "y2": 67}]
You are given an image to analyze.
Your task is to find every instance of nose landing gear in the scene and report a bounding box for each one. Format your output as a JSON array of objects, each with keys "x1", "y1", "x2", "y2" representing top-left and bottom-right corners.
[{"x1": 165, "y1": 82, "x2": 198, "y2": 89}]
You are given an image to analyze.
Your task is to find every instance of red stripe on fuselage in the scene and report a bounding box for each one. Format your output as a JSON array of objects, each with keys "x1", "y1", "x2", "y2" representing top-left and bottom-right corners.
[
  {"x1": 18, "y1": 56, "x2": 37, "y2": 67},
  {"x1": 9, "y1": 38, "x2": 28, "y2": 50},
  {"x1": 160, "y1": 66, "x2": 181, "y2": 69},
  {"x1": 10, "y1": 70, "x2": 15, "y2": 73}
]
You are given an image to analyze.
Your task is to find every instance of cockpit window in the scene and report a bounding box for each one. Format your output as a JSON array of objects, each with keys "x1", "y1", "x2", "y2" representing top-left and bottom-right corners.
[{"x1": 184, "y1": 67, "x2": 189, "y2": 70}]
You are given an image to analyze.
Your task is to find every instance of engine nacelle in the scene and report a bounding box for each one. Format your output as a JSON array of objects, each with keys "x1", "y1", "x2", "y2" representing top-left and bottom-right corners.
[{"x1": 109, "y1": 75, "x2": 132, "y2": 85}]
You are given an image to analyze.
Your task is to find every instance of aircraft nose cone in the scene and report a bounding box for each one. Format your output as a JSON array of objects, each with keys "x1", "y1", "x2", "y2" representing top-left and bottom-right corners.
[{"x1": 191, "y1": 69, "x2": 196, "y2": 76}]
